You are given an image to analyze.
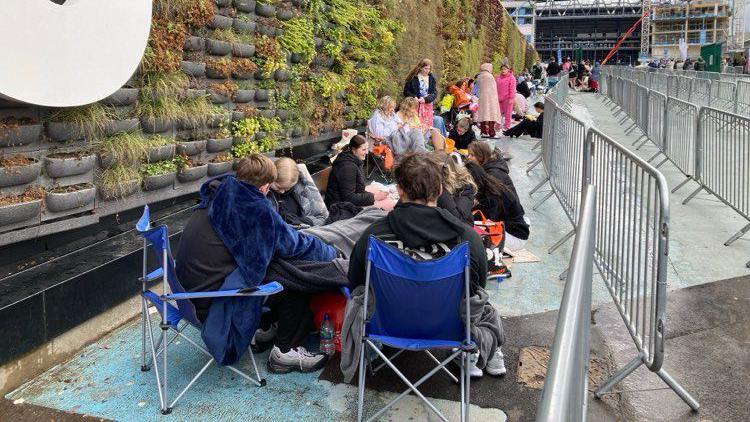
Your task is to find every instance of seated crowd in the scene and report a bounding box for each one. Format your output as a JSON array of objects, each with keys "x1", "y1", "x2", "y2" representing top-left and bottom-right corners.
[{"x1": 175, "y1": 73, "x2": 535, "y2": 379}]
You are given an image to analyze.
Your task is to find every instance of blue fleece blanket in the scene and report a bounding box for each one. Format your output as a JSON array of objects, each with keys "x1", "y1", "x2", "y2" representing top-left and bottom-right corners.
[{"x1": 198, "y1": 176, "x2": 336, "y2": 365}]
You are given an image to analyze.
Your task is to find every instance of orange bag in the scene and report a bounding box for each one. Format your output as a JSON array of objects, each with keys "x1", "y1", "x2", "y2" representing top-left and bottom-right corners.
[
  {"x1": 445, "y1": 138, "x2": 456, "y2": 153},
  {"x1": 472, "y1": 210, "x2": 504, "y2": 247},
  {"x1": 371, "y1": 144, "x2": 394, "y2": 170},
  {"x1": 310, "y1": 292, "x2": 347, "y2": 352}
]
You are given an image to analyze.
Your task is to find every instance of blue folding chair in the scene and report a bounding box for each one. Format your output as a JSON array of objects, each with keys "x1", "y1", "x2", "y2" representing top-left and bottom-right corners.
[
  {"x1": 135, "y1": 205, "x2": 283, "y2": 414},
  {"x1": 356, "y1": 236, "x2": 476, "y2": 422}
]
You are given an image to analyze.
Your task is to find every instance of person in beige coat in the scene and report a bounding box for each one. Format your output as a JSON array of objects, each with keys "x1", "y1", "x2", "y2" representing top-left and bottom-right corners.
[{"x1": 475, "y1": 63, "x2": 500, "y2": 138}]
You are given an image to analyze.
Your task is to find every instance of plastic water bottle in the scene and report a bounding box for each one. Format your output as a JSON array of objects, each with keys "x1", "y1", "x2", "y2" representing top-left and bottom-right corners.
[{"x1": 319, "y1": 313, "x2": 336, "y2": 356}]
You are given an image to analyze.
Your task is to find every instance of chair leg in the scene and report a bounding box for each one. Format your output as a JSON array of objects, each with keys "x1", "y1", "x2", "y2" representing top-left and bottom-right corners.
[
  {"x1": 460, "y1": 351, "x2": 466, "y2": 422},
  {"x1": 169, "y1": 358, "x2": 214, "y2": 410},
  {"x1": 466, "y1": 351, "x2": 471, "y2": 422},
  {"x1": 248, "y1": 348, "x2": 266, "y2": 387},
  {"x1": 144, "y1": 305, "x2": 166, "y2": 412},
  {"x1": 141, "y1": 296, "x2": 149, "y2": 372},
  {"x1": 357, "y1": 341, "x2": 367, "y2": 422}
]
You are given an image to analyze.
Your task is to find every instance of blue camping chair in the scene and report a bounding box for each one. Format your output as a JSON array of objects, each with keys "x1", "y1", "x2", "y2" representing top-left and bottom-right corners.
[
  {"x1": 135, "y1": 205, "x2": 283, "y2": 414},
  {"x1": 356, "y1": 237, "x2": 476, "y2": 422}
]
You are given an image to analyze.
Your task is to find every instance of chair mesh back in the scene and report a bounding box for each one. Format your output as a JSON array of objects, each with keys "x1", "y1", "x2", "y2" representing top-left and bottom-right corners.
[
  {"x1": 141, "y1": 225, "x2": 202, "y2": 327},
  {"x1": 366, "y1": 237, "x2": 468, "y2": 342}
]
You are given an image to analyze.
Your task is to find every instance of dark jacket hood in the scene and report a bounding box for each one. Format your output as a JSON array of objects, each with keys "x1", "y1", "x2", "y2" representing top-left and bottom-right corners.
[
  {"x1": 334, "y1": 150, "x2": 362, "y2": 168},
  {"x1": 386, "y1": 202, "x2": 466, "y2": 249},
  {"x1": 483, "y1": 157, "x2": 509, "y2": 175}
]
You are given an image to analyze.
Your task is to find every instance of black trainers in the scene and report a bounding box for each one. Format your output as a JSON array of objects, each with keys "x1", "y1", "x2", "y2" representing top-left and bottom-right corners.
[{"x1": 267, "y1": 346, "x2": 328, "y2": 374}]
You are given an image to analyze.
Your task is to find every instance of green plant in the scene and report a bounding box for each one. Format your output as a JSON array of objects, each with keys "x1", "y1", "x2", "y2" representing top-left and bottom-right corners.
[
  {"x1": 212, "y1": 152, "x2": 234, "y2": 162},
  {"x1": 279, "y1": 17, "x2": 316, "y2": 64},
  {"x1": 99, "y1": 165, "x2": 141, "y2": 198},
  {"x1": 257, "y1": 116, "x2": 282, "y2": 133},
  {"x1": 140, "y1": 160, "x2": 177, "y2": 177},
  {"x1": 140, "y1": 16, "x2": 188, "y2": 74},
  {"x1": 231, "y1": 136, "x2": 278, "y2": 157},
  {"x1": 311, "y1": 71, "x2": 348, "y2": 99},
  {"x1": 231, "y1": 117, "x2": 261, "y2": 142},
  {"x1": 146, "y1": 134, "x2": 175, "y2": 148},
  {"x1": 209, "y1": 27, "x2": 242, "y2": 43},
  {"x1": 216, "y1": 120, "x2": 232, "y2": 138},
  {"x1": 96, "y1": 132, "x2": 151, "y2": 164},
  {"x1": 255, "y1": 35, "x2": 286, "y2": 75},
  {"x1": 209, "y1": 80, "x2": 238, "y2": 97},
  {"x1": 206, "y1": 57, "x2": 234, "y2": 78},
  {"x1": 256, "y1": 78, "x2": 276, "y2": 90},
  {"x1": 48, "y1": 104, "x2": 113, "y2": 141},
  {"x1": 139, "y1": 71, "x2": 189, "y2": 99}
]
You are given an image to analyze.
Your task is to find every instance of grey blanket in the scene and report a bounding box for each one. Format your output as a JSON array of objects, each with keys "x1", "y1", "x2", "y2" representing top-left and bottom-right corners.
[
  {"x1": 340, "y1": 285, "x2": 504, "y2": 382},
  {"x1": 302, "y1": 207, "x2": 387, "y2": 258},
  {"x1": 263, "y1": 258, "x2": 349, "y2": 294}
]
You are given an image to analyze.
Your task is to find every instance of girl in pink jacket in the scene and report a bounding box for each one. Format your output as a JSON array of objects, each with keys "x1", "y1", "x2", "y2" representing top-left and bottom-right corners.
[{"x1": 495, "y1": 65, "x2": 516, "y2": 130}]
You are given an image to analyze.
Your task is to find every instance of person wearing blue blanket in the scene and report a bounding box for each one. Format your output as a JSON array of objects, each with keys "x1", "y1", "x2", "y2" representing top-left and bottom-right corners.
[{"x1": 176, "y1": 154, "x2": 336, "y2": 372}]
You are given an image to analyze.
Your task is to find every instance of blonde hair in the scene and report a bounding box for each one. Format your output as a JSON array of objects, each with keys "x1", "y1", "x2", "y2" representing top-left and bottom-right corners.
[
  {"x1": 236, "y1": 154, "x2": 277, "y2": 187},
  {"x1": 405, "y1": 58, "x2": 433, "y2": 83},
  {"x1": 432, "y1": 151, "x2": 477, "y2": 195},
  {"x1": 377, "y1": 96, "x2": 396, "y2": 116},
  {"x1": 272, "y1": 157, "x2": 299, "y2": 192},
  {"x1": 399, "y1": 97, "x2": 419, "y2": 121}
]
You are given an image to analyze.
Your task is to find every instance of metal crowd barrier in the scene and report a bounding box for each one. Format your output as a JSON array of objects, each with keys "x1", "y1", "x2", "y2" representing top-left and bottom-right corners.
[
  {"x1": 643, "y1": 90, "x2": 667, "y2": 156},
  {"x1": 662, "y1": 97, "x2": 699, "y2": 192},
  {"x1": 536, "y1": 185, "x2": 596, "y2": 422},
  {"x1": 736, "y1": 81, "x2": 750, "y2": 117},
  {"x1": 689, "y1": 78, "x2": 711, "y2": 107},
  {"x1": 586, "y1": 129, "x2": 700, "y2": 411},
  {"x1": 685, "y1": 107, "x2": 750, "y2": 262},
  {"x1": 709, "y1": 80, "x2": 736, "y2": 112}
]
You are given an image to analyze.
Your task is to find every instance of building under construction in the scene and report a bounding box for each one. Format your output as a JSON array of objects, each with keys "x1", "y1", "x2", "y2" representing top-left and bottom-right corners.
[
  {"x1": 650, "y1": 0, "x2": 734, "y2": 59},
  {"x1": 534, "y1": 0, "x2": 643, "y2": 64}
]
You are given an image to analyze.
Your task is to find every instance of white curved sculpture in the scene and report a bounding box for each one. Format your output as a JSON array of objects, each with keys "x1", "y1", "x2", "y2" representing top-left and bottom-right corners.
[{"x1": 0, "y1": 0, "x2": 152, "y2": 107}]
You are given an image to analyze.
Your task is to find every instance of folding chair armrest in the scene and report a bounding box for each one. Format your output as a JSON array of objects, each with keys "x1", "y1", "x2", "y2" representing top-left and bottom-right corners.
[
  {"x1": 141, "y1": 267, "x2": 163, "y2": 282},
  {"x1": 164, "y1": 282, "x2": 284, "y2": 300},
  {"x1": 340, "y1": 286, "x2": 351, "y2": 300}
]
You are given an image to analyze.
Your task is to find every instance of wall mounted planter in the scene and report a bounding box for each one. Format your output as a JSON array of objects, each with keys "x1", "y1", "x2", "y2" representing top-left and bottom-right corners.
[
  {"x1": 209, "y1": 90, "x2": 231, "y2": 104},
  {"x1": 232, "y1": 19, "x2": 256, "y2": 33},
  {"x1": 208, "y1": 15, "x2": 234, "y2": 30},
  {"x1": 177, "y1": 164, "x2": 208, "y2": 183},
  {"x1": 185, "y1": 89, "x2": 207, "y2": 99},
  {"x1": 176, "y1": 140, "x2": 207, "y2": 156},
  {"x1": 277, "y1": 8, "x2": 294, "y2": 20},
  {"x1": 289, "y1": 52, "x2": 303, "y2": 64},
  {"x1": 233, "y1": 89, "x2": 254, "y2": 103},
  {"x1": 206, "y1": 39, "x2": 232, "y2": 56},
  {"x1": 142, "y1": 172, "x2": 176, "y2": 191},
  {"x1": 207, "y1": 137, "x2": 233, "y2": 152},
  {"x1": 100, "y1": 88, "x2": 139, "y2": 107},
  {"x1": 233, "y1": 0, "x2": 256, "y2": 13},
  {"x1": 232, "y1": 43, "x2": 255, "y2": 58},
  {"x1": 0, "y1": 199, "x2": 41, "y2": 228},
  {"x1": 215, "y1": 0, "x2": 232, "y2": 7},
  {"x1": 99, "y1": 180, "x2": 139, "y2": 201},
  {"x1": 180, "y1": 61, "x2": 206, "y2": 77},
  {"x1": 232, "y1": 69, "x2": 255, "y2": 80},
  {"x1": 140, "y1": 118, "x2": 176, "y2": 134},
  {"x1": 254, "y1": 70, "x2": 271, "y2": 81},
  {"x1": 45, "y1": 184, "x2": 95, "y2": 213},
  {"x1": 0, "y1": 158, "x2": 41, "y2": 188},
  {"x1": 257, "y1": 24, "x2": 276, "y2": 36},
  {"x1": 254, "y1": 131, "x2": 267, "y2": 140},
  {"x1": 255, "y1": 3, "x2": 276, "y2": 17},
  {"x1": 184, "y1": 36, "x2": 205, "y2": 52},
  {"x1": 254, "y1": 89, "x2": 272, "y2": 102},
  {"x1": 97, "y1": 154, "x2": 116, "y2": 169},
  {"x1": 44, "y1": 153, "x2": 95, "y2": 178},
  {"x1": 208, "y1": 160, "x2": 233, "y2": 176},
  {"x1": 274, "y1": 69, "x2": 290, "y2": 81},
  {"x1": 104, "y1": 118, "x2": 139, "y2": 136},
  {"x1": 46, "y1": 122, "x2": 84, "y2": 142},
  {"x1": 276, "y1": 110, "x2": 288, "y2": 121},
  {"x1": 0, "y1": 124, "x2": 41, "y2": 148},
  {"x1": 146, "y1": 144, "x2": 175, "y2": 163},
  {"x1": 259, "y1": 109, "x2": 275, "y2": 119},
  {"x1": 231, "y1": 111, "x2": 244, "y2": 121},
  {"x1": 206, "y1": 66, "x2": 231, "y2": 79}
]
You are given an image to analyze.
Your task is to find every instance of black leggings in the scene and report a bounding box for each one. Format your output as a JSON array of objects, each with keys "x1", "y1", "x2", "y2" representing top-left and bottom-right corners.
[{"x1": 260, "y1": 289, "x2": 313, "y2": 352}]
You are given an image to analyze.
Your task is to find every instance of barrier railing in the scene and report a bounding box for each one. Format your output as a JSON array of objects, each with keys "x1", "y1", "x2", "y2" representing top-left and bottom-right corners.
[
  {"x1": 685, "y1": 107, "x2": 750, "y2": 256},
  {"x1": 709, "y1": 80, "x2": 736, "y2": 113},
  {"x1": 661, "y1": 97, "x2": 699, "y2": 192},
  {"x1": 586, "y1": 129, "x2": 700, "y2": 411},
  {"x1": 644, "y1": 90, "x2": 666, "y2": 156},
  {"x1": 536, "y1": 185, "x2": 596, "y2": 422},
  {"x1": 689, "y1": 78, "x2": 711, "y2": 107},
  {"x1": 735, "y1": 80, "x2": 750, "y2": 117}
]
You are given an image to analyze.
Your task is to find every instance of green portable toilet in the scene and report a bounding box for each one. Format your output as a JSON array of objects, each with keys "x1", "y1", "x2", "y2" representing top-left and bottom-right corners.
[{"x1": 700, "y1": 43, "x2": 722, "y2": 72}]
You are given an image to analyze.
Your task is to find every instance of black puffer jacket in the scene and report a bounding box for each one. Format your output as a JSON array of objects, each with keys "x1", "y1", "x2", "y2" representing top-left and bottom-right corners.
[
  {"x1": 437, "y1": 184, "x2": 476, "y2": 225},
  {"x1": 469, "y1": 160, "x2": 530, "y2": 240},
  {"x1": 325, "y1": 150, "x2": 375, "y2": 208}
]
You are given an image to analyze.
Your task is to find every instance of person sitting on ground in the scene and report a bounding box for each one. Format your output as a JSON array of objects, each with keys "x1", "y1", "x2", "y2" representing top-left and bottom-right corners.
[
  {"x1": 449, "y1": 79, "x2": 472, "y2": 110},
  {"x1": 344, "y1": 152, "x2": 506, "y2": 379},
  {"x1": 325, "y1": 135, "x2": 389, "y2": 208},
  {"x1": 504, "y1": 102, "x2": 544, "y2": 139},
  {"x1": 268, "y1": 157, "x2": 328, "y2": 227},
  {"x1": 466, "y1": 142, "x2": 530, "y2": 251},
  {"x1": 512, "y1": 92, "x2": 528, "y2": 120},
  {"x1": 175, "y1": 154, "x2": 335, "y2": 372},
  {"x1": 394, "y1": 96, "x2": 445, "y2": 152},
  {"x1": 448, "y1": 116, "x2": 478, "y2": 150},
  {"x1": 367, "y1": 95, "x2": 400, "y2": 143},
  {"x1": 433, "y1": 151, "x2": 477, "y2": 225}
]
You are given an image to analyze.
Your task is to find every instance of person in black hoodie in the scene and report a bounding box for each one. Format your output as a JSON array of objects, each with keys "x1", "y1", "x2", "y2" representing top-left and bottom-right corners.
[
  {"x1": 325, "y1": 135, "x2": 388, "y2": 208},
  {"x1": 467, "y1": 142, "x2": 530, "y2": 250},
  {"x1": 448, "y1": 117, "x2": 478, "y2": 150},
  {"x1": 503, "y1": 102, "x2": 544, "y2": 139}
]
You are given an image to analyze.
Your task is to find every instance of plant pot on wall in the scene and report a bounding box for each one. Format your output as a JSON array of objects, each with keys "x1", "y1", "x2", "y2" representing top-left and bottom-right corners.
[
  {"x1": 0, "y1": 123, "x2": 41, "y2": 148},
  {"x1": 277, "y1": 8, "x2": 294, "y2": 20},
  {"x1": 104, "y1": 118, "x2": 139, "y2": 136},
  {"x1": 209, "y1": 90, "x2": 231, "y2": 104},
  {"x1": 254, "y1": 70, "x2": 271, "y2": 81},
  {"x1": 276, "y1": 110, "x2": 288, "y2": 121},
  {"x1": 0, "y1": 158, "x2": 41, "y2": 188},
  {"x1": 184, "y1": 36, "x2": 205, "y2": 52},
  {"x1": 142, "y1": 172, "x2": 176, "y2": 191},
  {"x1": 254, "y1": 89, "x2": 272, "y2": 102},
  {"x1": 255, "y1": 2, "x2": 276, "y2": 17},
  {"x1": 233, "y1": 0, "x2": 255, "y2": 12},
  {"x1": 185, "y1": 89, "x2": 207, "y2": 99},
  {"x1": 215, "y1": 0, "x2": 232, "y2": 7},
  {"x1": 259, "y1": 109, "x2": 275, "y2": 119},
  {"x1": 291, "y1": 127, "x2": 305, "y2": 137},
  {"x1": 289, "y1": 52, "x2": 303, "y2": 64},
  {"x1": 0, "y1": 199, "x2": 42, "y2": 228},
  {"x1": 146, "y1": 144, "x2": 176, "y2": 163},
  {"x1": 177, "y1": 164, "x2": 208, "y2": 183},
  {"x1": 180, "y1": 61, "x2": 206, "y2": 77},
  {"x1": 205, "y1": 39, "x2": 232, "y2": 56},
  {"x1": 45, "y1": 184, "x2": 96, "y2": 213},
  {"x1": 256, "y1": 24, "x2": 276, "y2": 36},
  {"x1": 100, "y1": 88, "x2": 139, "y2": 107},
  {"x1": 99, "y1": 179, "x2": 139, "y2": 201},
  {"x1": 46, "y1": 122, "x2": 84, "y2": 142},
  {"x1": 274, "y1": 69, "x2": 290, "y2": 81},
  {"x1": 233, "y1": 89, "x2": 254, "y2": 103},
  {"x1": 208, "y1": 15, "x2": 234, "y2": 29},
  {"x1": 232, "y1": 19, "x2": 256, "y2": 33},
  {"x1": 176, "y1": 140, "x2": 207, "y2": 156},
  {"x1": 232, "y1": 43, "x2": 255, "y2": 58},
  {"x1": 208, "y1": 160, "x2": 233, "y2": 176},
  {"x1": 207, "y1": 137, "x2": 233, "y2": 152},
  {"x1": 44, "y1": 153, "x2": 95, "y2": 178},
  {"x1": 140, "y1": 118, "x2": 176, "y2": 134}
]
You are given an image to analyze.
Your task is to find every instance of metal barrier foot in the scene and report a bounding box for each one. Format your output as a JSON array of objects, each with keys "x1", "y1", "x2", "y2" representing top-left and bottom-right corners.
[
  {"x1": 594, "y1": 355, "x2": 643, "y2": 399},
  {"x1": 723, "y1": 222, "x2": 750, "y2": 247},
  {"x1": 655, "y1": 158, "x2": 669, "y2": 169},
  {"x1": 548, "y1": 229, "x2": 575, "y2": 254},
  {"x1": 630, "y1": 135, "x2": 645, "y2": 146},
  {"x1": 646, "y1": 151, "x2": 662, "y2": 163},
  {"x1": 635, "y1": 138, "x2": 650, "y2": 150},
  {"x1": 671, "y1": 177, "x2": 693, "y2": 193},
  {"x1": 656, "y1": 368, "x2": 700, "y2": 412},
  {"x1": 532, "y1": 191, "x2": 554, "y2": 211},
  {"x1": 682, "y1": 186, "x2": 705, "y2": 204},
  {"x1": 526, "y1": 156, "x2": 543, "y2": 174},
  {"x1": 529, "y1": 177, "x2": 549, "y2": 196}
]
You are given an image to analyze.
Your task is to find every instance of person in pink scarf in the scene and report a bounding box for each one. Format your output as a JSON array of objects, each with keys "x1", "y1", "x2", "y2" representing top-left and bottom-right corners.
[
  {"x1": 495, "y1": 65, "x2": 516, "y2": 131},
  {"x1": 475, "y1": 63, "x2": 500, "y2": 138}
]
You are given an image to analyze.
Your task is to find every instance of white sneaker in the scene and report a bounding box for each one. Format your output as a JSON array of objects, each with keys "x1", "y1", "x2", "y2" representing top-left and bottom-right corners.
[
  {"x1": 253, "y1": 323, "x2": 277, "y2": 344},
  {"x1": 454, "y1": 350, "x2": 483, "y2": 378},
  {"x1": 485, "y1": 348, "x2": 507, "y2": 376},
  {"x1": 267, "y1": 346, "x2": 328, "y2": 374}
]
